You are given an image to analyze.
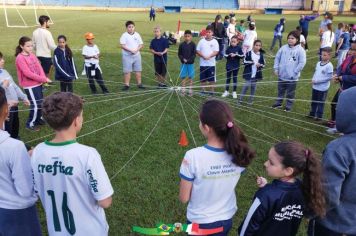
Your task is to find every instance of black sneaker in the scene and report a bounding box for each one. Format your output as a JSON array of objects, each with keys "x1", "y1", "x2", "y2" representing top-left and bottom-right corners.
[
  {"x1": 103, "y1": 91, "x2": 110, "y2": 94},
  {"x1": 161, "y1": 84, "x2": 168, "y2": 88},
  {"x1": 271, "y1": 104, "x2": 282, "y2": 109},
  {"x1": 122, "y1": 85, "x2": 130, "y2": 91},
  {"x1": 137, "y1": 84, "x2": 146, "y2": 89},
  {"x1": 36, "y1": 119, "x2": 46, "y2": 126}
]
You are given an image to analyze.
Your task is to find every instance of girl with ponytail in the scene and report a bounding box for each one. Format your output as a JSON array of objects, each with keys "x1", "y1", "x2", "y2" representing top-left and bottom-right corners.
[
  {"x1": 53, "y1": 35, "x2": 78, "y2": 92},
  {"x1": 179, "y1": 99, "x2": 255, "y2": 235},
  {"x1": 239, "y1": 141, "x2": 325, "y2": 236}
]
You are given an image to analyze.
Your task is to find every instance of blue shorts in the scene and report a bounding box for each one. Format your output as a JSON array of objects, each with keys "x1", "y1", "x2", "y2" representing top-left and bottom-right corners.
[
  {"x1": 200, "y1": 66, "x2": 216, "y2": 82},
  {"x1": 0, "y1": 204, "x2": 42, "y2": 236},
  {"x1": 180, "y1": 64, "x2": 195, "y2": 79}
]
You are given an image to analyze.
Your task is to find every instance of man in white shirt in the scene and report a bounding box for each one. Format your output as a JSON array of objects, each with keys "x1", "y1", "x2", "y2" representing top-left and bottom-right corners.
[
  {"x1": 119, "y1": 20, "x2": 145, "y2": 91},
  {"x1": 196, "y1": 25, "x2": 219, "y2": 95},
  {"x1": 32, "y1": 15, "x2": 56, "y2": 84}
]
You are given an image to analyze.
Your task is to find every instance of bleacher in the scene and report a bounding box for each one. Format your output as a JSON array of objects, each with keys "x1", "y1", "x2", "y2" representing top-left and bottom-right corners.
[{"x1": 39, "y1": 0, "x2": 239, "y2": 9}]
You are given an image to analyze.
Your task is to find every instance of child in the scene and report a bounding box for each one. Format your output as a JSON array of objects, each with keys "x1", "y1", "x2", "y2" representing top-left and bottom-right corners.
[
  {"x1": 150, "y1": 26, "x2": 169, "y2": 88},
  {"x1": 320, "y1": 23, "x2": 334, "y2": 60},
  {"x1": 239, "y1": 40, "x2": 265, "y2": 104},
  {"x1": 179, "y1": 99, "x2": 255, "y2": 235},
  {"x1": 334, "y1": 22, "x2": 344, "y2": 56},
  {"x1": 54, "y1": 35, "x2": 78, "y2": 92},
  {"x1": 82, "y1": 32, "x2": 109, "y2": 94},
  {"x1": 270, "y1": 18, "x2": 286, "y2": 51},
  {"x1": 31, "y1": 92, "x2": 114, "y2": 235},
  {"x1": 120, "y1": 20, "x2": 145, "y2": 91},
  {"x1": 178, "y1": 30, "x2": 196, "y2": 96},
  {"x1": 237, "y1": 20, "x2": 246, "y2": 34},
  {"x1": 222, "y1": 36, "x2": 244, "y2": 99},
  {"x1": 196, "y1": 25, "x2": 219, "y2": 95},
  {"x1": 0, "y1": 87, "x2": 42, "y2": 236},
  {"x1": 238, "y1": 141, "x2": 325, "y2": 236},
  {"x1": 15, "y1": 36, "x2": 51, "y2": 131},
  {"x1": 211, "y1": 15, "x2": 225, "y2": 60},
  {"x1": 242, "y1": 22, "x2": 258, "y2": 55},
  {"x1": 0, "y1": 52, "x2": 30, "y2": 138},
  {"x1": 336, "y1": 24, "x2": 350, "y2": 68},
  {"x1": 296, "y1": 26, "x2": 306, "y2": 49},
  {"x1": 307, "y1": 48, "x2": 333, "y2": 121},
  {"x1": 319, "y1": 12, "x2": 333, "y2": 37},
  {"x1": 227, "y1": 17, "x2": 237, "y2": 44},
  {"x1": 272, "y1": 30, "x2": 306, "y2": 112}
]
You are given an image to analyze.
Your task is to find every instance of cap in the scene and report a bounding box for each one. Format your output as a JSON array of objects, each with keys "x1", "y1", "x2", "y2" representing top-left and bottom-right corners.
[{"x1": 85, "y1": 32, "x2": 95, "y2": 40}]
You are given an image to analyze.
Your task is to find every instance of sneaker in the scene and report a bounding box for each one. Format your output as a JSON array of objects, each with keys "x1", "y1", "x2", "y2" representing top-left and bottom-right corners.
[
  {"x1": 232, "y1": 91, "x2": 237, "y2": 99},
  {"x1": 103, "y1": 91, "x2": 110, "y2": 94},
  {"x1": 271, "y1": 104, "x2": 282, "y2": 109},
  {"x1": 221, "y1": 91, "x2": 229, "y2": 98},
  {"x1": 161, "y1": 84, "x2": 168, "y2": 88},
  {"x1": 314, "y1": 117, "x2": 322, "y2": 122},
  {"x1": 305, "y1": 114, "x2": 314, "y2": 119},
  {"x1": 284, "y1": 107, "x2": 291, "y2": 112},
  {"x1": 36, "y1": 119, "x2": 46, "y2": 126},
  {"x1": 326, "y1": 127, "x2": 338, "y2": 134},
  {"x1": 189, "y1": 89, "x2": 193, "y2": 97},
  {"x1": 26, "y1": 125, "x2": 40, "y2": 132},
  {"x1": 137, "y1": 84, "x2": 146, "y2": 89},
  {"x1": 122, "y1": 85, "x2": 130, "y2": 91}
]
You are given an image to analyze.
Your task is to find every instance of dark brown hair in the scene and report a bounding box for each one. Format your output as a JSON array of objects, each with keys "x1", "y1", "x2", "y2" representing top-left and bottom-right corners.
[
  {"x1": 0, "y1": 87, "x2": 7, "y2": 111},
  {"x1": 38, "y1": 15, "x2": 50, "y2": 25},
  {"x1": 200, "y1": 100, "x2": 255, "y2": 167},
  {"x1": 42, "y1": 92, "x2": 83, "y2": 131},
  {"x1": 57, "y1": 35, "x2": 73, "y2": 59},
  {"x1": 274, "y1": 141, "x2": 326, "y2": 217},
  {"x1": 15, "y1": 36, "x2": 31, "y2": 56},
  {"x1": 326, "y1": 23, "x2": 334, "y2": 40},
  {"x1": 287, "y1": 30, "x2": 300, "y2": 45},
  {"x1": 0, "y1": 51, "x2": 3, "y2": 59}
]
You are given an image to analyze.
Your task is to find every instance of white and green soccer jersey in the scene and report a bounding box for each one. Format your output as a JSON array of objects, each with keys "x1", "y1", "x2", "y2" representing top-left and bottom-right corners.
[{"x1": 31, "y1": 140, "x2": 114, "y2": 236}]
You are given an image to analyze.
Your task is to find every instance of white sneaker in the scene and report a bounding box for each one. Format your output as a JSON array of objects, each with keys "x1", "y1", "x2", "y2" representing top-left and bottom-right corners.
[
  {"x1": 232, "y1": 92, "x2": 237, "y2": 99},
  {"x1": 221, "y1": 91, "x2": 229, "y2": 98},
  {"x1": 326, "y1": 127, "x2": 338, "y2": 134}
]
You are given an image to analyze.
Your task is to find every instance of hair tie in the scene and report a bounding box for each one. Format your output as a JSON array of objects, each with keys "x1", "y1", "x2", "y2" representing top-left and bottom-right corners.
[{"x1": 227, "y1": 121, "x2": 234, "y2": 128}]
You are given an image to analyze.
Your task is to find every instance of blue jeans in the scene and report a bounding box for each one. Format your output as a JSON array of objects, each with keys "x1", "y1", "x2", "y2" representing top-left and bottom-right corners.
[
  {"x1": 274, "y1": 79, "x2": 297, "y2": 109},
  {"x1": 240, "y1": 79, "x2": 257, "y2": 103},
  {"x1": 187, "y1": 219, "x2": 232, "y2": 236},
  {"x1": 270, "y1": 35, "x2": 282, "y2": 50},
  {"x1": 308, "y1": 219, "x2": 356, "y2": 236},
  {"x1": 309, "y1": 89, "x2": 328, "y2": 118}
]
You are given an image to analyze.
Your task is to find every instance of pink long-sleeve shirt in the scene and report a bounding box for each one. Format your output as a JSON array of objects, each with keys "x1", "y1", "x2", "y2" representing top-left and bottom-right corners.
[{"x1": 15, "y1": 53, "x2": 47, "y2": 88}]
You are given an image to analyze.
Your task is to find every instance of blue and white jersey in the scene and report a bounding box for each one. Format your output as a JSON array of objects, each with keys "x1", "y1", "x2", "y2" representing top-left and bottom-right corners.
[
  {"x1": 179, "y1": 145, "x2": 245, "y2": 224},
  {"x1": 239, "y1": 179, "x2": 304, "y2": 236}
]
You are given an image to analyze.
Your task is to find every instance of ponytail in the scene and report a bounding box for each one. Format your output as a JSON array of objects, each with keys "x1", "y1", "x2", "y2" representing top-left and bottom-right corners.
[
  {"x1": 302, "y1": 149, "x2": 326, "y2": 217},
  {"x1": 200, "y1": 100, "x2": 255, "y2": 167},
  {"x1": 274, "y1": 141, "x2": 326, "y2": 217},
  {"x1": 327, "y1": 23, "x2": 333, "y2": 41},
  {"x1": 15, "y1": 36, "x2": 31, "y2": 57},
  {"x1": 225, "y1": 124, "x2": 255, "y2": 167}
]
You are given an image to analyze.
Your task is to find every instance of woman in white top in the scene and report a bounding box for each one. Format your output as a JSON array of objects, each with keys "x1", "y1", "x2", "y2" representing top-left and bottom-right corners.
[
  {"x1": 242, "y1": 22, "x2": 257, "y2": 55},
  {"x1": 227, "y1": 17, "x2": 237, "y2": 45},
  {"x1": 320, "y1": 23, "x2": 334, "y2": 60}
]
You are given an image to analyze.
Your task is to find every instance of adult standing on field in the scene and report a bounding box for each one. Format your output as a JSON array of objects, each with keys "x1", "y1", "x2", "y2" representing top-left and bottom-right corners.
[
  {"x1": 32, "y1": 15, "x2": 56, "y2": 84},
  {"x1": 211, "y1": 14, "x2": 225, "y2": 60},
  {"x1": 299, "y1": 13, "x2": 319, "y2": 51},
  {"x1": 120, "y1": 20, "x2": 145, "y2": 91},
  {"x1": 149, "y1": 6, "x2": 156, "y2": 21}
]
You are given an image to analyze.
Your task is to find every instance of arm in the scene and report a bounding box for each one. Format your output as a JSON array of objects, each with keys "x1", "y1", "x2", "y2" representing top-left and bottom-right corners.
[
  {"x1": 16, "y1": 56, "x2": 48, "y2": 83},
  {"x1": 54, "y1": 54, "x2": 71, "y2": 79},
  {"x1": 339, "y1": 74, "x2": 356, "y2": 84},
  {"x1": 120, "y1": 44, "x2": 133, "y2": 54},
  {"x1": 238, "y1": 197, "x2": 267, "y2": 236},
  {"x1": 179, "y1": 179, "x2": 193, "y2": 203},
  {"x1": 98, "y1": 196, "x2": 112, "y2": 208},
  {"x1": 47, "y1": 32, "x2": 57, "y2": 51},
  {"x1": 336, "y1": 37, "x2": 344, "y2": 52},
  {"x1": 273, "y1": 49, "x2": 282, "y2": 73},
  {"x1": 293, "y1": 49, "x2": 306, "y2": 77},
  {"x1": 187, "y1": 44, "x2": 196, "y2": 64},
  {"x1": 11, "y1": 143, "x2": 35, "y2": 198},
  {"x1": 305, "y1": 14, "x2": 319, "y2": 21},
  {"x1": 178, "y1": 44, "x2": 184, "y2": 62}
]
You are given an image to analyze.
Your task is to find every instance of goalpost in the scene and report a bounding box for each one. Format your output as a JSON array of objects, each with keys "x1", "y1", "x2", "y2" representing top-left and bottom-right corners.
[{"x1": 3, "y1": 0, "x2": 54, "y2": 28}]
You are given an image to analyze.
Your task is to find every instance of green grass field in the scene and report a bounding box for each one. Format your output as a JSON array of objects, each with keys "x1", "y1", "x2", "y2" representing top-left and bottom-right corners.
[{"x1": 0, "y1": 8, "x2": 354, "y2": 235}]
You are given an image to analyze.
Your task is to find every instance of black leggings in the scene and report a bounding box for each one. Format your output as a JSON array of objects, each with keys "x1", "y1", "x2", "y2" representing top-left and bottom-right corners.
[
  {"x1": 60, "y1": 81, "x2": 73, "y2": 92},
  {"x1": 331, "y1": 89, "x2": 341, "y2": 121}
]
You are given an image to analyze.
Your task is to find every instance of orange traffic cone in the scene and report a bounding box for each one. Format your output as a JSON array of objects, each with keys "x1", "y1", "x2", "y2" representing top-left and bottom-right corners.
[{"x1": 178, "y1": 130, "x2": 189, "y2": 147}]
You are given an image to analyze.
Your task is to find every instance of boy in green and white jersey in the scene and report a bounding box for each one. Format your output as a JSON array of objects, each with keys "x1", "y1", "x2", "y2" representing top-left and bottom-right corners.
[{"x1": 31, "y1": 92, "x2": 113, "y2": 236}]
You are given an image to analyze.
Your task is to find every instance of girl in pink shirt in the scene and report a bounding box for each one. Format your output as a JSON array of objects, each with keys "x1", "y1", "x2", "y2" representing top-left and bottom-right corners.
[{"x1": 15, "y1": 36, "x2": 51, "y2": 131}]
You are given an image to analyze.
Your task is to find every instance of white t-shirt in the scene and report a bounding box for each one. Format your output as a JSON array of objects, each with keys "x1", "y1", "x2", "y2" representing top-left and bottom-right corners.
[
  {"x1": 243, "y1": 30, "x2": 257, "y2": 48},
  {"x1": 82, "y1": 44, "x2": 100, "y2": 66},
  {"x1": 179, "y1": 145, "x2": 245, "y2": 224},
  {"x1": 31, "y1": 140, "x2": 114, "y2": 236},
  {"x1": 119, "y1": 32, "x2": 143, "y2": 56},
  {"x1": 251, "y1": 51, "x2": 261, "y2": 78},
  {"x1": 0, "y1": 130, "x2": 37, "y2": 209},
  {"x1": 227, "y1": 23, "x2": 236, "y2": 40},
  {"x1": 312, "y1": 61, "x2": 333, "y2": 91},
  {"x1": 321, "y1": 31, "x2": 335, "y2": 48},
  {"x1": 196, "y1": 38, "x2": 219, "y2": 67}
]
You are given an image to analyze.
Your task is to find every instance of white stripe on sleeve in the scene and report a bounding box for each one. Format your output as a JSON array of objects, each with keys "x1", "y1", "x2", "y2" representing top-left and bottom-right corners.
[
  {"x1": 54, "y1": 55, "x2": 71, "y2": 78},
  {"x1": 239, "y1": 197, "x2": 262, "y2": 236}
]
